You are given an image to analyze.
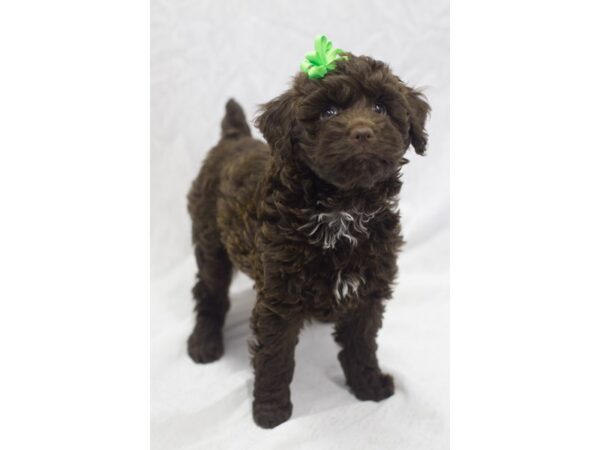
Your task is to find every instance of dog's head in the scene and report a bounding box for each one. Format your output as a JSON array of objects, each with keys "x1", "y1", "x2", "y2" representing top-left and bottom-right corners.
[{"x1": 255, "y1": 55, "x2": 430, "y2": 190}]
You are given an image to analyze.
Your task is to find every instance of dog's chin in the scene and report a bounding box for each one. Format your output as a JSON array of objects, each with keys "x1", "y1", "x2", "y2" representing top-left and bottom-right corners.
[
  {"x1": 302, "y1": 139, "x2": 405, "y2": 191},
  {"x1": 310, "y1": 156, "x2": 400, "y2": 191}
]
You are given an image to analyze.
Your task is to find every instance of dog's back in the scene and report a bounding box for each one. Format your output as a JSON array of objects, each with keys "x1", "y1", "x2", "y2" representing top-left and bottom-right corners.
[{"x1": 187, "y1": 99, "x2": 269, "y2": 278}]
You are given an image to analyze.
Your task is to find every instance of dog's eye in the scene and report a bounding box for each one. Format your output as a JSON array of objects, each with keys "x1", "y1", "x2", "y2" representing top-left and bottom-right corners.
[
  {"x1": 372, "y1": 103, "x2": 387, "y2": 115},
  {"x1": 320, "y1": 106, "x2": 340, "y2": 120}
]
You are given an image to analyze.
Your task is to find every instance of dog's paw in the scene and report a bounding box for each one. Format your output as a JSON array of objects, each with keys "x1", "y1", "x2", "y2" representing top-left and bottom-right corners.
[
  {"x1": 349, "y1": 371, "x2": 395, "y2": 402},
  {"x1": 252, "y1": 399, "x2": 292, "y2": 429},
  {"x1": 187, "y1": 328, "x2": 224, "y2": 364}
]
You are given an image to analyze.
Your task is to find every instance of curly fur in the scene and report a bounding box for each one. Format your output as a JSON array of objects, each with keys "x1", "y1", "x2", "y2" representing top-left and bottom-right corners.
[
  {"x1": 186, "y1": 55, "x2": 430, "y2": 428},
  {"x1": 298, "y1": 206, "x2": 380, "y2": 249}
]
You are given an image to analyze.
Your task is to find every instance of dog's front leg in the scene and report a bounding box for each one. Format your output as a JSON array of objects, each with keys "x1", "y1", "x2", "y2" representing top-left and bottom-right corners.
[
  {"x1": 250, "y1": 301, "x2": 302, "y2": 428},
  {"x1": 334, "y1": 300, "x2": 394, "y2": 401}
]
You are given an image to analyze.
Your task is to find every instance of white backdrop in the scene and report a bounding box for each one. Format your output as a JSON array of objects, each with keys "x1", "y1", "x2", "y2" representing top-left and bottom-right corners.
[{"x1": 151, "y1": 0, "x2": 448, "y2": 448}]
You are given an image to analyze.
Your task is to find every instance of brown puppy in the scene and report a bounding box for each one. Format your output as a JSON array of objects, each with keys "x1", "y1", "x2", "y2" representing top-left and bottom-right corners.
[{"x1": 187, "y1": 54, "x2": 430, "y2": 428}]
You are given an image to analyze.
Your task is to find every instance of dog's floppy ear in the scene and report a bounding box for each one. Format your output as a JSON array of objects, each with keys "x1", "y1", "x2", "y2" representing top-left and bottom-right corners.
[
  {"x1": 404, "y1": 86, "x2": 430, "y2": 155},
  {"x1": 255, "y1": 90, "x2": 296, "y2": 161}
]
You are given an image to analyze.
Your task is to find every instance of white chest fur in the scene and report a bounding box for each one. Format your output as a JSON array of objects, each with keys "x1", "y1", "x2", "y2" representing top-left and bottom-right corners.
[
  {"x1": 297, "y1": 204, "x2": 383, "y2": 303},
  {"x1": 333, "y1": 271, "x2": 365, "y2": 303},
  {"x1": 298, "y1": 208, "x2": 379, "y2": 250}
]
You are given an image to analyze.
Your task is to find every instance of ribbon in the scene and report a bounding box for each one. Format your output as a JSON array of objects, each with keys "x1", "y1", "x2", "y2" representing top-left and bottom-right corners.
[{"x1": 300, "y1": 35, "x2": 348, "y2": 79}]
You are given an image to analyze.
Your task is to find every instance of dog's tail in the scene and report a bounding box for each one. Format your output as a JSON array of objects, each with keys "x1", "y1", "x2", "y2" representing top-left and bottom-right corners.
[{"x1": 220, "y1": 98, "x2": 251, "y2": 140}]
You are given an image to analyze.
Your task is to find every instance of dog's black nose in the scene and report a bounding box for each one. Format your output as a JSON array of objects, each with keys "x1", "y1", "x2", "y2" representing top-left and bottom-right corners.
[{"x1": 350, "y1": 126, "x2": 374, "y2": 142}]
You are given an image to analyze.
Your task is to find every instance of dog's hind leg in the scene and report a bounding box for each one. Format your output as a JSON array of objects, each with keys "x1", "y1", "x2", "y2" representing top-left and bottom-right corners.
[
  {"x1": 186, "y1": 99, "x2": 251, "y2": 363},
  {"x1": 187, "y1": 240, "x2": 233, "y2": 364}
]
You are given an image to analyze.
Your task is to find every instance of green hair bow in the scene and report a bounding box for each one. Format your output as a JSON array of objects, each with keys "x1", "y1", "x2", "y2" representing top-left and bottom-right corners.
[{"x1": 300, "y1": 35, "x2": 348, "y2": 79}]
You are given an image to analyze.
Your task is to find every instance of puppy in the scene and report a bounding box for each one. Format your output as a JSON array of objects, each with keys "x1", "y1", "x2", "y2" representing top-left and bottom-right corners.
[{"x1": 187, "y1": 52, "x2": 430, "y2": 428}]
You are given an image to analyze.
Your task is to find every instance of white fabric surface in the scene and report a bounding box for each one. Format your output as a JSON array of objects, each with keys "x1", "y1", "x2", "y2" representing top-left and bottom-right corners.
[{"x1": 151, "y1": 1, "x2": 449, "y2": 448}]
